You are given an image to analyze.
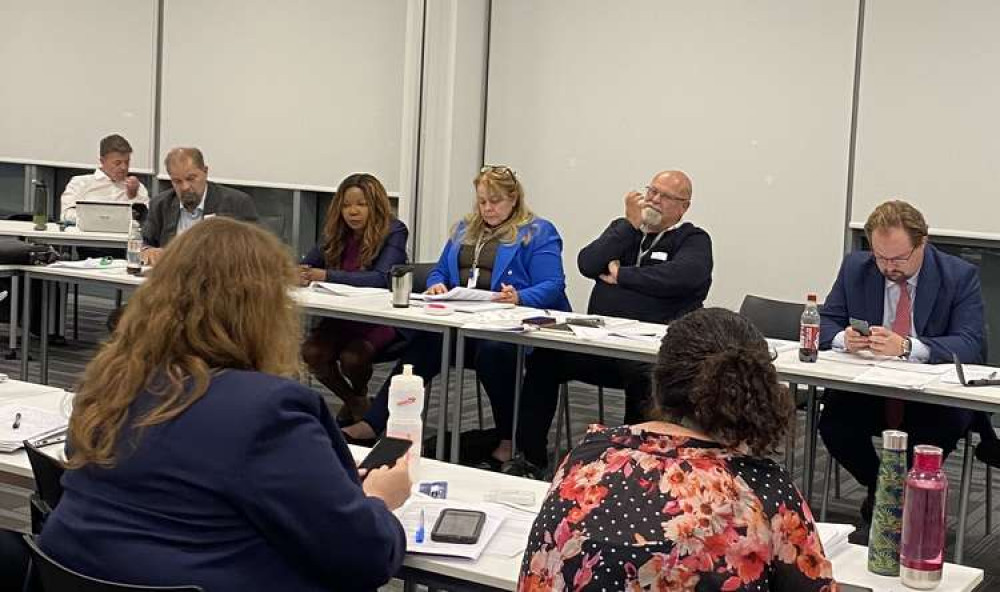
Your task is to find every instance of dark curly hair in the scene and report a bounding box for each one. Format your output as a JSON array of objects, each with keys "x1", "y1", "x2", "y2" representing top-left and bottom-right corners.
[{"x1": 649, "y1": 307, "x2": 793, "y2": 454}]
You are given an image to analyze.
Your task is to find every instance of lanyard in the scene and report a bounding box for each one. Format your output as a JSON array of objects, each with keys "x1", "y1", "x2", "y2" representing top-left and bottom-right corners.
[
  {"x1": 635, "y1": 230, "x2": 667, "y2": 267},
  {"x1": 468, "y1": 230, "x2": 495, "y2": 288}
]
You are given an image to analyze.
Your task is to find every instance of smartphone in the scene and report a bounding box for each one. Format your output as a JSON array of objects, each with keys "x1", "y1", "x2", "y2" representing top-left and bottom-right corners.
[
  {"x1": 431, "y1": 508, "x2": 487, "y2": 544},
  {"x1": 522, "y1": 316, "x2": 557, "y2": 327},
  {"x1": 849, "y1": 317, "x2": 871, "y2": 336},
  {"x1": 358, "y1": 436, "x2": 412, "y2": 472},
  {"x1": 838, "y1": 584, "x2": 873, "y2": 592}
]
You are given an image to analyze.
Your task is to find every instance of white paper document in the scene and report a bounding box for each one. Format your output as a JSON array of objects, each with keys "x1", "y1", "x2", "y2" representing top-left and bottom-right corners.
[
  {"x1": 815, "y1": 522, "x2": 855, "y2": 558},
  {"x1": 308, "y1": 282, "x2": 388, "y2": 297},
  {"x1": 0, "y1": 404, "x2": 68, "y2": 453},
  {"x1": 413, "y1": 287, "x2": 496, "y2": 302},
  {"x1": 940, "y1": 364, "x2": 1000, "y2": 385},
  {"x1": 47, "y1": 257, "x2": 126, "y2": 270},
  {"x1": 820, "y1": 350, "x2": 950, "y2": 375},
  {"x1": 397, "y1": 499, "x2": 508, "y2": 560},
  {"x1": 852, "y1": 367, "x2": 938, "y2": 390}
]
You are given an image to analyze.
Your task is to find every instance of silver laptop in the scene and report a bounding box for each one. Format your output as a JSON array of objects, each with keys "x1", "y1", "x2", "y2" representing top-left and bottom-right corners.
[{"x1": 76, "y1": 201, "x2": 132, "y2": 233}]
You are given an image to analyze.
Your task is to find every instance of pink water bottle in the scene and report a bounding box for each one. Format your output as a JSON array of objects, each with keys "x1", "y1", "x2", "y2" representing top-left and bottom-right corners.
[{"x1": 900, "y1": 445, "x2": 947, "y2": 589}]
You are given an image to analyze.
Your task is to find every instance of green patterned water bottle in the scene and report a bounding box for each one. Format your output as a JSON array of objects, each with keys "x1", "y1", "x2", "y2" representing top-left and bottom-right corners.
[{"x1": 868, "y1": 429, "x2": 908, "y2": 575}]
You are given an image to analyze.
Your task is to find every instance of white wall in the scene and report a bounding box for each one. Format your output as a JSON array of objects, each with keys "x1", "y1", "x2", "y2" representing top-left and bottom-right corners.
[
  {"x1": 484, "y1": 1, "x2": 860, "y2": 311},
  {"x1": 158, "y1": 0, "x2": 413, "y2": 193},
  {"x1": 851, "y1": 0, "x2": 1000, "y2": 234},
  {"x1": 0, "y1": 0, "x2": 157, "y2": 171}
]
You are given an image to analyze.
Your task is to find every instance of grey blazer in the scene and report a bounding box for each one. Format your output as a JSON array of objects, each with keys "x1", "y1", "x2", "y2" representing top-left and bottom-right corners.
[{"x1": 142, "y1": 182, "x2": 259, "y2": 248}]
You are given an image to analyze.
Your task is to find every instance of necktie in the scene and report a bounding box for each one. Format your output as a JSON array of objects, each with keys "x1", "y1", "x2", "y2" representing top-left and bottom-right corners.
[{"x1": 885, "y1": 280, "x2": 911, "y2": 428}]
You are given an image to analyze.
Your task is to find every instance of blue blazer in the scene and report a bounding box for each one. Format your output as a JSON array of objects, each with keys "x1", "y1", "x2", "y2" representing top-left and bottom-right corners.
[
  {"x1": 301, "y1": 218, "x2": 409, "y2": 288},
  {"x1": 40, "y1": 371, "x2": 405, "y2": 592},
  {"x1": 819, "y1": 244, "x2": 985, "y2": 364},
  {"x1": 427, "y1": 217, "x2": 571, "y2": 311}
]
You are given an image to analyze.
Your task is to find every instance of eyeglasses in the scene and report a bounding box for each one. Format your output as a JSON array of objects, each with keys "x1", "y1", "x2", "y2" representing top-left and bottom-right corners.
[
  {"x1": 873, "y1": 245, "x2": 918, "y2": 265},
  {"x1": 481, "y1": 165, "x2": 517, "y2": 180},
  {"x1": 645, "y1": 186, "x2": 689, "y2": 203}
]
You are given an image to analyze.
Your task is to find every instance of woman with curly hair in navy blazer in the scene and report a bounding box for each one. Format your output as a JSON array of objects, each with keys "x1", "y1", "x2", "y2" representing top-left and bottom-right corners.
[{"x1": 40, "y1": 218, "x2": 410, "y2": 592}]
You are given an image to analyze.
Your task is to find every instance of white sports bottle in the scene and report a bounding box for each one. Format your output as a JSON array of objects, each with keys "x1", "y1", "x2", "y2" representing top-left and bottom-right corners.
[{"x1": 384, "y1": 364, "x2": 425, "y2": 479}]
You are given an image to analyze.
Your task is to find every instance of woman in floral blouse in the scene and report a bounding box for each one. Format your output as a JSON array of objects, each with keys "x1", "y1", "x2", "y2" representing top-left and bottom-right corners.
[{"x1": 519, "y1": 307, "x2": 838, "y2": 591}]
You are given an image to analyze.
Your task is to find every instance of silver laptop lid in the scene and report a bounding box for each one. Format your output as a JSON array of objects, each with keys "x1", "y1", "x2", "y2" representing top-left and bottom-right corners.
[{"x1": 76, "y1": 201, "x2": 132, "y2": 233}]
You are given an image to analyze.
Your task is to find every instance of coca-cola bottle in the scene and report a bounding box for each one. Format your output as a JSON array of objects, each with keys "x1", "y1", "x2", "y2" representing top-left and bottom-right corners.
[
  {"x1": 799, "y1": 293, "x2": 820, "y2": 362},
  {"x1": 900, "y1": 445, "x2": 947, "y2": 589}
]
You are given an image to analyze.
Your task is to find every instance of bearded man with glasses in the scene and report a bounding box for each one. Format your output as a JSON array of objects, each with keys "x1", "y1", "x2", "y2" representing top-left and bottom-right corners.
[
  {"x1": 818, "y1": 199, "x2": 992, "y2": 522},
  {"x1": 517, "y1": 170, "x2": 713, "y2": 472}
]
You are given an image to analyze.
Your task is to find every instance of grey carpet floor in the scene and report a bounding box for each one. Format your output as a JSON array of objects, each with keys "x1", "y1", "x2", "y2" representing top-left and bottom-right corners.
[{"x1": 1, "y1": 295, "x2": 997, "y2": 590}]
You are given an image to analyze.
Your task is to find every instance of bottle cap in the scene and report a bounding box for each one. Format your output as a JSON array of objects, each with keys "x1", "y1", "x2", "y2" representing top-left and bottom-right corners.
[
  {"x1": 807, "y1": 293, "x2": 817, "y2": 302},
  {"x1": 912, "y1": 444, "x2": 943, "y2": 471},
  {"x1": 882, "y1": 429, "x2": 908, "y2": 451}
]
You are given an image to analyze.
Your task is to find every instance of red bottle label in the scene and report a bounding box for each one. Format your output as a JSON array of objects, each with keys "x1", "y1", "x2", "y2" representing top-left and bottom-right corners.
[{"x1": 800, "y1": 324, "x2": 819, "y2": 349}]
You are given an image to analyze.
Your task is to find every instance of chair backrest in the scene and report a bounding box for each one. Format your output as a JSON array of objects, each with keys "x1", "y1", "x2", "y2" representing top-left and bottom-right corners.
[
  {"x1": 738, "y1": 295, "x2": 804, "y2": 342},
  {"x1": 411, "y1": 262, "x2": 437, "y2": 293},
  {"x1": 23, "y1": 534, "x2": 204, "y2": 592},
  {"x1": 23, "y1": 441, "x2": 65, "y2": 510}
]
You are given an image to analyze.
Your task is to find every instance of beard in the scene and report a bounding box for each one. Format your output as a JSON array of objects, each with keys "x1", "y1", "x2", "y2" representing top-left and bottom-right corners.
[
  {"x1": 179, "y1": 191, "x2": 201, "y2": 210},
  {"x1": 641, "y1": 206, "x2": 663, "y2": 227}
]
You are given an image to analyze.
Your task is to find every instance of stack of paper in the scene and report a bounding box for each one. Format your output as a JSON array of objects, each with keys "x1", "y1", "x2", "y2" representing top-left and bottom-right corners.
[
  {"x1": 940, "y1": 364, "x2": 1000, "y2": 385},
  {"x1": 462, "y1": 308, "x2": 544, "y2": 331},
  {"x1": 413, "y1": 287, "x2": 496, "y2": 302},
  {"x1": 815, "y1": 522, "x2": 855, "y2": 557},
  {"x1": 48, "y1": 258, "x2": 126, "y2": 270},
  {"x1": 309, "y1": 282, "x2": 388, "y2": 297},
  {"x1": 852, "y1": 367, "x2": 939, "y2": 390},
  {"x1": 396, "y1": 499, "x2": 508, "y2": 560},
  {"x1": 0, "y1": 404, "x2": 68, "y2": 453}
]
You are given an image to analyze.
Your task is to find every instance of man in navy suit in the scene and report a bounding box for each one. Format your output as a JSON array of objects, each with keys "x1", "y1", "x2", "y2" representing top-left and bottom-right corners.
[{"x1": 818, "y1": 200, "x2": 985, "y2": 521}]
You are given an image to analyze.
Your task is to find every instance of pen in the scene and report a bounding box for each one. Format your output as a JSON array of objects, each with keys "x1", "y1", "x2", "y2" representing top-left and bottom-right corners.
[
  {"x1": 415, "y1": 509, "x2": 425, "y2": 543},
  {"x1": 12, "y1": 412, "x2": 21, "y2": 430},
  {"x1": 989, "y1": 371, "x2": 998, "y2": 380}
]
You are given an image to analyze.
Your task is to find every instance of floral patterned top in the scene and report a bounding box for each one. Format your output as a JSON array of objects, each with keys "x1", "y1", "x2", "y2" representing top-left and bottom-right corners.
[{"x1": 519, "y1": 425, "x2": 837, "y2": 592}]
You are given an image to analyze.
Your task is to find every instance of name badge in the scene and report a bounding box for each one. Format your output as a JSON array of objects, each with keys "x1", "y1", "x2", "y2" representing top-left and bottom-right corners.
[
  {"x1": 467, "y1": 267, "x2": 480, "y2": 289},
  {"x1": 651, "y1": 251, "x2": 668, "y2": 261}
]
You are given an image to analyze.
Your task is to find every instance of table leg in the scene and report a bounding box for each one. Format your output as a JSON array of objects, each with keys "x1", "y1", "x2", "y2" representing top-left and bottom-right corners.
[
  {"x1": 509, "y1": 344, "x2": 525, "y2": 457},
  {"x1": 955, "y1": 435, "x2": 973, "y2": 564},
  {"x1": 40, "y1": 280, "x2": 50, "y2": 385},
  {"x1": 449, "y1": 331, "x2": 464, "y2": 464},
  {"x1": 20, "y1": 274, "x2": 31, "y2": 380},
  {"x1": 802, "y1": 385, "x2": 818, "y2": 504},
  {"x1": 436, "y1": 329, "x2": 453, "y2": 461},
  {"x1": 9, "y1": 274, "x2": 19, "y2": 353}
]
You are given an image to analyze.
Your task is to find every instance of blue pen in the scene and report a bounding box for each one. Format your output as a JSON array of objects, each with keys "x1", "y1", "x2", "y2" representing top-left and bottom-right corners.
[{"x1": 415, "y1": 509, "x2": 425, "y2": 543}]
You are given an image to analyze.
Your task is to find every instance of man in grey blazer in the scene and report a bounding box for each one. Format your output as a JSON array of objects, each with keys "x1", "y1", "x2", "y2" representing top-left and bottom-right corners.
[{"x1": 141, "y1": 147, "x2": 258, "y2": 265}]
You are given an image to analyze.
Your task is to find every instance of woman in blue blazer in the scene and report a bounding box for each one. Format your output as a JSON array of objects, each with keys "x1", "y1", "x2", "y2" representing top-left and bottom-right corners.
[
  {"x1": 300, "y1": 173, "x2": 409, "y2": 424},
  {"x1": 40, "y1": 218, "x2": 411, "y2": 592},
  {"x1": 345, "y1": 166, "x2": 571, "y2": 468}
]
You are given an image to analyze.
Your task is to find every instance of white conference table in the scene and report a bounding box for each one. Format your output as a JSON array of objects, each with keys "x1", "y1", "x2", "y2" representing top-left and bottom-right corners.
[
  {"x1": 0, "y1": 396, "x2": 983, "y2": 591},
  {"x1": 455, "y1": 322, "x2": 1000, "y2": 564},
  {"x1": 0, "y1": 221, "x2": 128, "y2": 250},
  {"x1": 345, "y1": 444, "x2": 984, "y2": 592}
]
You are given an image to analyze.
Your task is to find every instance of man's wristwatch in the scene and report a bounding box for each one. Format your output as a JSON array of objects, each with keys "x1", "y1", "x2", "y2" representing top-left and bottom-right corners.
[{"x1": 901, "y1": 337, "x2": 912, "y2": 359}]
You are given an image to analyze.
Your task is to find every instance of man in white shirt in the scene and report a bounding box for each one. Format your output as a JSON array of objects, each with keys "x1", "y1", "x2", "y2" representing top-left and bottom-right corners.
[{"x1": 59, "y1": 134, "x2": 149, "y2": 223}]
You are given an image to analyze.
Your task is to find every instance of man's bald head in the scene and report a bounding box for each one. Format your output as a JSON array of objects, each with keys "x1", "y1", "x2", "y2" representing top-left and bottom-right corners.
[
  {"x1": 642, "y1": 170, "x2": 693, "y2": 231},
  {"x1": 652, "y1": 170, "x2": 693, "y2": 200},
  {"x1": 164, "y1": 147, "x2": 209, "y2": 211}
]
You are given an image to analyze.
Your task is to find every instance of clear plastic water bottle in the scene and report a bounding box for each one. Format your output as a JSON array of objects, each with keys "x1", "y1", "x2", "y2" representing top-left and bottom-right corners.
[
  {"x1": 384, "y1": 364, "x2": 425, "y2": 480},
  {"x1": 799, "y1": 293, "x2": 820, "y2": 362},
  {"x1": 126, "y1": 220, "x2": 143, "y2": 276},
  {"x1": 900, "y1": 445, "x2": 947, "y2": 589}
]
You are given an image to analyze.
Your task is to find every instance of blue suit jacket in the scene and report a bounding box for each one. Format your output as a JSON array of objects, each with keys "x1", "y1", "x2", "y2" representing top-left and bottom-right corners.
[
  {"x1": 427, "y1": 217, "x2": 571, "y2": 311},
  {"x1": 301, "y1": 219, "x2": 409, "y2": 288},
  {"x1": 819, "y1": 244, "x2": 984, "y2": 364},
  {"x1": 40, "y1": 371, "x2": 405, "y2": 592}
]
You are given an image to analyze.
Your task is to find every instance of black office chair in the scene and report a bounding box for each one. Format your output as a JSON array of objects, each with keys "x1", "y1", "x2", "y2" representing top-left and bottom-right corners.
[
  {"x1": 738, "y1": 294, "x2": 804, "y2": 341},
  {"x1": 22, "y1": 534, "x2": 203, "y2": 592},
  {"x1": 23, "y1": 441, "x2": 65, "y2": 534}
]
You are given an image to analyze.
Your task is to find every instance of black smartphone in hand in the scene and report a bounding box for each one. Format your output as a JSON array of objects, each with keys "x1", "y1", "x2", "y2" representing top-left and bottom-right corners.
[
  {"x1": 358, "y1": 436, "x2": 412, "y2": 472},
  {"x1": 849, "y1": 317, "x2": 871, "y2": 336}
]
